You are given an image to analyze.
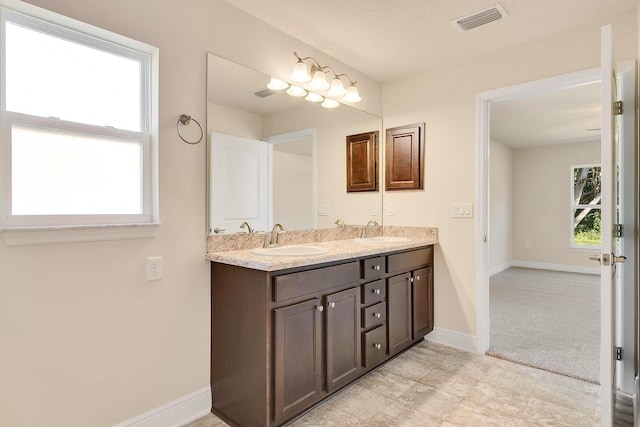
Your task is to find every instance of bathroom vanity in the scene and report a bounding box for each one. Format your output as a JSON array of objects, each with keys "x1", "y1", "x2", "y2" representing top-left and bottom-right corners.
[{"x1": 208, "y1": 233, "x2": 436, "y2": 427}]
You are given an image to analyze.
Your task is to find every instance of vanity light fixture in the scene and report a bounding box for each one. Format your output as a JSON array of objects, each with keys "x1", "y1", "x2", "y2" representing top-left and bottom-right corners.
[
  {"x1": 321, "y1": 98, "x2": 340, "y2": 109},
  {"x1": 305, "y1": 92, "x2": 324, "y2": 103},
  {"x1": 267, "y1": 77, "x2": 289, "y2": 91},
  {"x1": 286, "y1": 85, "x2": 307, "y2": 97},
  {"x1": 289, "y1": 51, "x2": 361, "y2": 103}
]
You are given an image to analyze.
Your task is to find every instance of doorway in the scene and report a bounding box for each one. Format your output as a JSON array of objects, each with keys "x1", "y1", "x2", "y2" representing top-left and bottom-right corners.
[{"x1": 476, "y1": 65, "x2": 636, "y2": 392}]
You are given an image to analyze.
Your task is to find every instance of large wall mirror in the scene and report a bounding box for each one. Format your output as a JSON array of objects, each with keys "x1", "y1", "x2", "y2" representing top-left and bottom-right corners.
[{"x1": 207, "y1": 53, "x2": 383, "y2": 235}]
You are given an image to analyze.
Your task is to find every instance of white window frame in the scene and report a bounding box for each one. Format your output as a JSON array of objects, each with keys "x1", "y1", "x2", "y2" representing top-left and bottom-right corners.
[
  {"x1": 570, "y1": 163, "x2": 601, "y2": 249},
  {"x1": 0, "y1": 1, "x2": 159, "y2": 245}
]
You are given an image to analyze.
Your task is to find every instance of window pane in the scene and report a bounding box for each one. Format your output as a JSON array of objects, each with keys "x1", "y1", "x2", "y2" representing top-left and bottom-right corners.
[
  {"x1": 572, "y1": 166, "x2": 601, "y2": 206},
  {"x1": 5, "y1": 22, "x2": 141, "y2": 131},
  {"x1": 573, "y1": 208, "x2": 601, "y2": 246},
  {"x1": 11, "y1": 124, "x2": 143, "y2": 215}
]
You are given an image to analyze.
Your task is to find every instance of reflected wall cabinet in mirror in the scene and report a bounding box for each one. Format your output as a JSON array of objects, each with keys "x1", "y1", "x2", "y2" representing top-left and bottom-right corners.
[
  {"x1": 346, "y1": 131, "x2": 378, "y2": 192},
  {"x1": 206, "y1": 53, "x2": 383, "y2": 235},
  {"x1": 385, "y1": 123, "x2": 425, "y2": 190}
]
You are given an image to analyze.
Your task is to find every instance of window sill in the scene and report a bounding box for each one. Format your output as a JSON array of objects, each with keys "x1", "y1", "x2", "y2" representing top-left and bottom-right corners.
[{"x1": 1, "y1": 223, "x2": 160, "y2": 246}]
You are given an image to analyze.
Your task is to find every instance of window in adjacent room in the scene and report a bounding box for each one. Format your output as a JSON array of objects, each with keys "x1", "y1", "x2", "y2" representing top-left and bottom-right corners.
[
  {"x1": 0, "y1": 4, "x2": 158, "y2": 236},
  {"x1": 571, "y1": 164, "x2": 601, "y2": 248}
]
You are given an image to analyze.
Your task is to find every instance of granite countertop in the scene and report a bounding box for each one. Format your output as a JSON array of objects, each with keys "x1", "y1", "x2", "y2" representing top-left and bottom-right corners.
[{"x1": 206, "y1": 234, "x2": 438, "y2": 272}]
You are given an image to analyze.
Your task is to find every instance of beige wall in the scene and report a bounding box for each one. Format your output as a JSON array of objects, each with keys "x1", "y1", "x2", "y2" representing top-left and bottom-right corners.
[
  {"x1": 382, "y1": 14, "x2": 637, "y2": 336},
  {"x1": 207, "y1": 103, "x2": 263, "y2": 140},
  {"x1": 272, "y1": 150, "x2": 313, "y2": 229},
  {"x1": 512, "y1": 141, "x2": 601, "y2": 266},
  {"x1": 0, "y1": 1, "x2": 381, "y2": 426},
  {"x1": 489, "y1": 139, "x2": 513, "y2": 271}
]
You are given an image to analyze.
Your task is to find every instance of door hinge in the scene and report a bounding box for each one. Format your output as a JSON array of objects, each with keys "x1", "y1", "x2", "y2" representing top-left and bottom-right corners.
[
  {"x1": 615, "y1": 101, "x2": 623, "y2": 115},
  {"x1": 614, "y1": 224, "x2": 623, "y2": 238},
  {"x1": 616, "y1": 347, "x2": 623, "y2": 361}
]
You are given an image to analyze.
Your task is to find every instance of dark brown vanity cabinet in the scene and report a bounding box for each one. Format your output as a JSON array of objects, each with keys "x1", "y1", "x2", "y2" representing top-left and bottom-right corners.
[{"x1": 210, "y1": 245, "x2": 434, "y2": 427}]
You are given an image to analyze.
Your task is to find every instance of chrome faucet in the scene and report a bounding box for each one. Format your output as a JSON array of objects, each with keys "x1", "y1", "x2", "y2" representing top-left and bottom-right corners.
[
  {"x1": 334, "y1": 219, "x2": 346, "y2": 228},
  {"x1": 239, "y1": 221, "x2": 253, "y2": 233},
  {"x1": 361, "y1": 220, "x2": 379, "y2": 238},
  {"x1": 264, "y1": 223, "x2": 286, "y2": 247}
]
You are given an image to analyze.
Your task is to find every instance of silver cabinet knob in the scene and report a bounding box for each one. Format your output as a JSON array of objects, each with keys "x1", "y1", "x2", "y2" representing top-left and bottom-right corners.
[
  {"x1": 416, "y1": 275, "x2": 420, "y2": 281},
  {"x1": 373, "y1": 289, "x2": 381, "y2": 295},
  {"x1": 315, "y1": 305, "x2": 324, "y2": 312},
  {"x1": 374, "y1": 312, "x2": 381, "y2": 318},
  {"x1": 373, "y1": 343, "x2": 382, "y2": 350},
  {"x1": 212, "y1": 227, "x2": 226, "y2": 234},
  {"x1": 329, "y1": 302, "x2": 336, "y2": 308}
]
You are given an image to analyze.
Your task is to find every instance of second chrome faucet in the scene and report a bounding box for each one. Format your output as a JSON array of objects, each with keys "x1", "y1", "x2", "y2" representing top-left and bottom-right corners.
[{"x1": 264, "y1": 223, "x2": 286, "y2": 247}]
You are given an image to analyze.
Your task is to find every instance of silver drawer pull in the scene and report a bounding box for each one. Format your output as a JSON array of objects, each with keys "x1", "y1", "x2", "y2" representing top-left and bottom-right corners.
[
  {"x1": 416, "y1": 275, "x2": 420, "y2": 281},
  {"x1": 373, "y1": 343, "x2": 382, "y2": 350},
  {"x1": 315, "y1": 305, "x2": 324, "y2": 312},
  {"x1": 373, "y1": 289, "x2": 381, "y2": 295},
  {"x1": 329, "y1": 302, "x2": 336, "y2": 308},
  {"x1": 371, "y1": 265, "x2": 381, "y2": 271},
  {"x1": 373, "y1": 312, "x2": 381, "y2": 318}
]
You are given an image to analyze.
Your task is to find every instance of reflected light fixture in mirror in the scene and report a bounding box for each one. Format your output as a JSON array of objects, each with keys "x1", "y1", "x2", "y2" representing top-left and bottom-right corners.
[
  {"x1": 286, "y1": 85, "x2": 307, "y2": 97},
  {"x1": 305, "y1": 92, "x2": 324, "y2": 103},
  {"x1": 267, "y1": 77, "x2": 289, "y2": 91},
  {"x1": 321, "y1": 98, "x2": 339, "y2": 109}
]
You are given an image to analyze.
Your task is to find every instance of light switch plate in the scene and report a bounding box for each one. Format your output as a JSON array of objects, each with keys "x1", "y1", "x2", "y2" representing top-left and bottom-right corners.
[
  {"x1": 317, "y1": 204, "x2": 330, "y2": 216},
  {"x1": 452, "y1": 203, "x2": 473, "y2": 218}
]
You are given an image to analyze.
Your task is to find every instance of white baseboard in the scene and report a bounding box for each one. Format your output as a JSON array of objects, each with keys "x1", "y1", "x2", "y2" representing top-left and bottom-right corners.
[
  {"x1": 424, "y1": 327, "x2": 478, "y2": 353},
  {"x1": 511, "y1": 260, "x2": 600, "y2": 275},
  {"x1": 113, "y1": 386, "x2": 211, "y2": 427},
  {"x1": 489, "y1": 262, "x2": 512, "y2": 276}
]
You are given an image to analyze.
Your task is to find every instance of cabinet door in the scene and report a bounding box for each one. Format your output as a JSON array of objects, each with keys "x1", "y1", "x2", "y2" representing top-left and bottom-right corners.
[
  {"x1": 412, "y1": 267, "x2": 434, "y2": 340},
  {"x1": 326, "y1": 287, "x2": 361, "y2": 392},
  {"x1": 274, "y1": 298, "x2": 323, "y2": 424},
  {"x1": 385, "y1": 123, "x2": 425, "y2": 190},
  {"x1": 387, "y1": 273, "x2": 412, "y2": 355}
]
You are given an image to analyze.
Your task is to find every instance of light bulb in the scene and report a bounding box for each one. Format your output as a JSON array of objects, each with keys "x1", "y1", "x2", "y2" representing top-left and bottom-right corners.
[
  {"x1": 321, "y1": 98, "x2": 340, "y2": 109},
  {"x1": 342, "y1": 84, "x2": 361, "y2": 102},
  {"x1": 290, "y1": 60, "x2": 311, "y2": 82},
  {"x1": 286, "y1": 85, "x2": 307, "y2": 97},
  {"x1": 327, "y1": 76, "x2": 347, "y2": 97},
  {"x1": 309, "y1": 69, "x2": 329, "y2": 90},
  {"x1": 267, "y1": 77, "x2": 289, "y2": 91},
  {"x1": 305, "y1": 92, "x2": 324, "y2": 102}
]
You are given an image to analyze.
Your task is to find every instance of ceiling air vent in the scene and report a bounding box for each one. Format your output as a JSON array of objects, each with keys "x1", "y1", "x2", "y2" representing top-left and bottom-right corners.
[
  {"x1": 453, "y1": 4, "x2": 508, "y2": 32},
  {"x1": 254, "y1": 88, "x2": 276, "y2": 98}
]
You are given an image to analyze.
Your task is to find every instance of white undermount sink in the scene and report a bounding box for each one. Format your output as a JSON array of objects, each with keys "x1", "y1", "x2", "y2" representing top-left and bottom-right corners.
[
  {"x1": 355, "y1": 236, "x2": 411, "y2": 244},
  {"x1": 251, "y1": 245, "x2": 330, "y2": 257}
]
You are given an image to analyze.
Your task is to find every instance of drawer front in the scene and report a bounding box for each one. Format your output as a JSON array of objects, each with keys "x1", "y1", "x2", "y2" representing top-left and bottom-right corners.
[
  {"x1": 362, "y1": 325, "x2": 387, "y2": 369},
  {"x1": 362, "y1": 280, "x2": 386, "y2": 305},
  {"x1": 362, "y1": 256, "x2": 386, "y2": 280},
  {"x1": 387, "y1": 247, "x2": 433, "y2": 274},
  {"x1": 274, "y1": 261, "x2": 359, "y2": 302},
  {"x1": 362, "y1": 301, "x2": 386, "y2": 329}
]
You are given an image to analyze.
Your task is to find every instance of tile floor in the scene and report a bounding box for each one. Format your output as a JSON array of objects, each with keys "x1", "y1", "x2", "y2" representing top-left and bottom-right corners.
[{"x1": 186, "y1": 340, "x2": 633, "y2": 426}]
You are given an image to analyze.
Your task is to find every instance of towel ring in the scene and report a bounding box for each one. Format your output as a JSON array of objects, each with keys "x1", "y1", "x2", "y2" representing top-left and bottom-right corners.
[{"x1": 177, "y1": 114, "x2": 203, "y2": 145}]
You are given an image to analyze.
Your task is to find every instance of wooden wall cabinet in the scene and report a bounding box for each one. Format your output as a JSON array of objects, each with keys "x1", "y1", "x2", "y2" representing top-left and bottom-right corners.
[
  {"x1": 385, "y1": 123, "x2": 425, "y2": 190},
  {"x1": 346, "y1": 131, "x2": 378, "y2": 192},
  {"x1": 211, "y1": 245, "x2": 434, "y2": 427}
]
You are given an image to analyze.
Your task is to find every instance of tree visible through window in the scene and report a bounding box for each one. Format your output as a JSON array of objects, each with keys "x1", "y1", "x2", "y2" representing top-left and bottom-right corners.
[{"x1": 572, "y1": 165, "x2": 601, "y2": 247}]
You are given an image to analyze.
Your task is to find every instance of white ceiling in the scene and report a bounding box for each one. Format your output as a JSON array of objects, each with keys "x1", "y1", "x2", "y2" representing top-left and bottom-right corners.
[{"x1": 223, "y1": 0, "x2": 637, "y2": 83}]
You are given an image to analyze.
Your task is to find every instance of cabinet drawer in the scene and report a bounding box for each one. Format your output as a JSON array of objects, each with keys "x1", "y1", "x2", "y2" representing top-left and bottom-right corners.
[
  {"x1": 362, "y1": 280, "x2": 386, "y2": 305},
  {"x1": 362, "y1": 256, "x2": 386, "y2": 280},
  {"x1": 362, "y1": 301, "x2": 386, "y2": 329},
  {"x1": 387, "y1": 247, "x2": 432, "y2": 274},
  {"x1": 274, "y1": 261, "x2": 359, "y2": 302},
  {"x1": 362, "y1": 325, "x2": 387, "y2": 369}
]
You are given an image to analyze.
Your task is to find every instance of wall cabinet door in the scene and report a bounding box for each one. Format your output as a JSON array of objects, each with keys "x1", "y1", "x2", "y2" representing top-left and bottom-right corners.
[
  {"x1": 412, "y1": 267, "x2": 434, "y2": 340},
  {"x1": 326, "y1": 287, "x2": 361, "y2": 392},
  {"x1": 385, "y1": 123, "x2": 425, "y2": 190},
  {"x1": 387, "y1": 273, "x2": 412, "y2": 355},
  {"x1": 274, "y1": 298, "x2": 323, "y2": 424}
]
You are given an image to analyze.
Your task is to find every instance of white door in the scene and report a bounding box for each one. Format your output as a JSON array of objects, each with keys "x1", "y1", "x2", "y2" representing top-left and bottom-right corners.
[
  {"x1": 598, "y1": 24, "x2": 626, "y2": 426},
  {"x1": 209, "y1": 132, "x2": 268, "y2": 234}
]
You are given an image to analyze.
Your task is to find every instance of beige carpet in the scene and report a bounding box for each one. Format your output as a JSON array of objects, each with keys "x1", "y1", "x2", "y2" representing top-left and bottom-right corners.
[{"x1": 488, "y1": 267, "x2": 600, "y2": 383}]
